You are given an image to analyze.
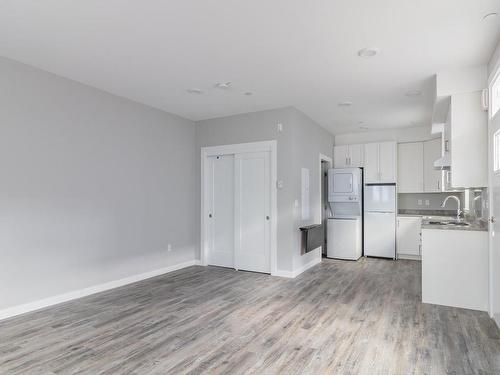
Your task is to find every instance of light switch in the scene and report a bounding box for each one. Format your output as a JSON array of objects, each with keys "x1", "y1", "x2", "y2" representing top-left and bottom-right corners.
[
  {"x1": 417, "y1": 199, "x2": 423, "y2": 206},
  {"x1": 277, "y1": 123, "x2": 283, "y2": 132},
  {"x1": 277, "y1": 180, "x2": 284, "y2": 189}
]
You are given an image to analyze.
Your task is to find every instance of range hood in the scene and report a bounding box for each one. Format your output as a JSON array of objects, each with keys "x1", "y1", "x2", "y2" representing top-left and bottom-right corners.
[{"x1": 434, "y1": 153, "x2": 451, "y2": 170}]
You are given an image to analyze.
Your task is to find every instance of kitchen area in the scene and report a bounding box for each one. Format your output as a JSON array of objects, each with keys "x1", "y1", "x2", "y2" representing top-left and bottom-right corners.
[{"x1": 329, "y1": 68, "x2": 490, "y2": 312}]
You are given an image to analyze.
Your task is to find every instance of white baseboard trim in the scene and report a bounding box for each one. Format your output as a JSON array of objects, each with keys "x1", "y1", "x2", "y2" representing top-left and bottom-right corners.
[
  {"x1": 494, "y1": 313, "x2": 500, "y2": 329},
  {"x1": 274, "y1": 255, "x2": 322, "y2": 279},
  {"x1": 397, "y1": 254, "x2": 421, "y2": 261},
  {"x1": 273, "y1": 269, "x2": 295, "y2": 278},
  {"x1": 0, "y1": 259, "x2": 201, "y2": 322},
  {"x1": 293, "y1": 255, "x2": 322, "y2": 278}
]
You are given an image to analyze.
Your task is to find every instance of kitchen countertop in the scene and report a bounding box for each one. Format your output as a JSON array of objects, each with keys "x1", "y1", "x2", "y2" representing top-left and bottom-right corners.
[
  {"x1": 397, "y1": 210, "x2": 488, "y2": 231},
  {"x1": 421, "y1": 219, "x2": 488, "y2": 232},
  {"x1": 398, "y1": 209, "x2": 457, "y2": 216}
]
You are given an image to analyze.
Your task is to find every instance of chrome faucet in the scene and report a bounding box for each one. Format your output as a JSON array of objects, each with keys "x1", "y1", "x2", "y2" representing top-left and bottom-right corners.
[{"x1": 441, "y1": 195, "x2": 462, "y2": 220}]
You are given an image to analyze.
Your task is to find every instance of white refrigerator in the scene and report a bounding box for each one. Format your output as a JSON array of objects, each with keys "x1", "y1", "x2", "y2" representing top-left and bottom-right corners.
[{"x1": 364, "y1": 184, "x2": 396, "y2": 259}]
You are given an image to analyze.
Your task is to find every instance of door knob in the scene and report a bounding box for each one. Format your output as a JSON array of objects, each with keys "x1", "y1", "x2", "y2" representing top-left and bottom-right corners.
[
  {"x1": 266, "y1": 216, "x2": 270, "y2": 220},
  {"x1": 209, "y1": 214, "x2": 213, "y2": 218},
  {"x1": 491, "y1": 216, "x2": 496, "y2": 223}
]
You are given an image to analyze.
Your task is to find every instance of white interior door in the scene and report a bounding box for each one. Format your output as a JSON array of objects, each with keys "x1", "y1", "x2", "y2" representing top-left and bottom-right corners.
[
  {"x1": 207, "y1": 155, "x2": 234, "y2": 268},
  {"x1": 489, "y1": 71, "x2": 500, "y2": 323},
  {"x1": 235, "y1": 151, "x2": 271, "y2": 273}
]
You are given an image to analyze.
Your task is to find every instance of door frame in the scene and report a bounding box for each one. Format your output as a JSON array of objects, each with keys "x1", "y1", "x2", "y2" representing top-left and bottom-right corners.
[
  {"x1": 488, "y1": 65, "x2": 500, "y2": 321},
  {"x1": 318, "y1": 154, "x2": 333, "y2": 255},
  {"x1": 200, "y1": 140, "x2": 278, "y2": 275}
]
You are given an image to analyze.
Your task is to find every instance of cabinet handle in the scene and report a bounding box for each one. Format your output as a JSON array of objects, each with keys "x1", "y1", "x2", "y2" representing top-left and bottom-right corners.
[
  {"x1": 437, "y1": 179, "x2": 440, "y2": 190},
  {"x1": 346, "y1": 157, "x2": 348, "y2": 166},
  {"x1": 445, "y1": 140, "x2": 449, "y2": 152}
]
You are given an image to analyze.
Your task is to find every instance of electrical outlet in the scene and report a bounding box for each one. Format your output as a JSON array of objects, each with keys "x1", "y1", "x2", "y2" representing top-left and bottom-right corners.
[
  {"x1": 167, "y1": 244, "x2": 172, "y2": 252},
  {"x1": 417, "y1": 199, "x2": 423, "y2": 206},
  {"x1": 425, "y1": 199, "x2": 430, "y2": 206}
]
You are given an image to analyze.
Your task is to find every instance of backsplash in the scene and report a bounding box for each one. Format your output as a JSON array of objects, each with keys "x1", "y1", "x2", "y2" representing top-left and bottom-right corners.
[
  {"x1": 398, "y1": 192, "x2": 465, "y2": 211},
  {"x1": 398, "y1": 189, "x2": 488, "y2": 220}
]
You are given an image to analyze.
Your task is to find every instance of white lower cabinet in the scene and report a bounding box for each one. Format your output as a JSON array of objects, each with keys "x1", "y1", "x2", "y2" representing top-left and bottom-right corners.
[
  {"x1": 422, "y1": 229, "x2": 488, "y2": 311},
  {"x1": 396, "y1": 216, "x2": 421, "y2": 259}
]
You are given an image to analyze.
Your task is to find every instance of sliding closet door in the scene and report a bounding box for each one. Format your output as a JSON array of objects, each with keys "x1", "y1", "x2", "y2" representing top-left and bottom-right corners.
[
  {"x1": 235, "y1": 151, "x2": 271, "y2": 273},
  {"x1": 207, "y1": 155, "x2": 234, "y2": 268}
]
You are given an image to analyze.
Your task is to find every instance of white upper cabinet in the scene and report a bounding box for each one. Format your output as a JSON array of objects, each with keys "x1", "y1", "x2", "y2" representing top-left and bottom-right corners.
[
  {"x1": 423, "y1": 138, "x2": 442, "y2": 192},
  {"x1": 449, "y1": 91, "x2": 488, "y2": 188},
  {"x1": 378, "y1": 142, "x2": 397, "y2": 183},
  {"x1": 363, "y1": 142, "x2": 397, "y2": 183},
  {"x1": 348, "y1": 144, "x2": 364, "y2": 167},
  {"x1": 398, "y1": 142, "x2": 424, "y2": 193},
  {"x1": 333, "y1": 144, "x2": 364, "y2": 168},
  {"x1": 333, "y1": 145, "x2": 349, "y2": 168},
  {"x1": 363, "y1": 143, "x2": 379, "y2": 183}
]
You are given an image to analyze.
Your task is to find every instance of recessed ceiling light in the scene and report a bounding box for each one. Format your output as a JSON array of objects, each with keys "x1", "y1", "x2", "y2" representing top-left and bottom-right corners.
[
  {"x1": 483, "y1": 12, "x2": 498, "y2": 20},
  {"x1": 186, "y1": 88, "x2": 204, "y2": 94},
  {"x1": 244, "y1": 92, "x2": 253, "y2": 96},
  {"x1": 358, "y1": 47, "x2": 379, "y2": 58},
  {"x1": 359, "y1": 126, "x2": 369, "y2": 130},
  {"x1": 215, "y1": 82, "x2": 232, "y2": 89},
  {"x1": 405, "y1": 90, "x2": 422, "y2": 97},
  {"x1": 338, "y1": 101, "x2": 353, "y2": 107}
]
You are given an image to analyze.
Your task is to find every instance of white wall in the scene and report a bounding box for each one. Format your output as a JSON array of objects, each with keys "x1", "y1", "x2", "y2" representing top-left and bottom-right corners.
[
  {"x1": 196, "y1": 108, "x2": 334, "y2": 274},
  {"x1": 291, "y1": 109, "x2": 334, "y2": 272},
  {"x1": 335, "y1": 125, "x2": 436, "y2": 145},
  {"x1": 0, "y1": 57, "x2": 197, "y2": 311},
  {"x1": 488, "y1": 39, "x2": 500, "y2": 80}
]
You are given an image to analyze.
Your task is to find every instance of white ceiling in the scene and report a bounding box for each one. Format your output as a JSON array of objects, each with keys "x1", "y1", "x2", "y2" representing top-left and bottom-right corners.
[{"x1": 1, "y1": 0, "x2": 499, "y2": 134}]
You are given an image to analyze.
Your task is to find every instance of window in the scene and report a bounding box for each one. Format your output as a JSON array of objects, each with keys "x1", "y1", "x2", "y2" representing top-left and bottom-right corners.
[
  {"x1": 494, "y1": 129, "x2": 500, "y2": 172},
  {"x1": 492, "y1": 72, "x2": 500, "y2": 118}
]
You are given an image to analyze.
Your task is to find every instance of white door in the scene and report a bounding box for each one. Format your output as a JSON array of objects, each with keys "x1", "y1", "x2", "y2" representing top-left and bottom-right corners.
[
  {"x1": 364, "y1": 212, "x2": 396, "y2": 258},
  {"x1": 332, "y1": 172, "x2": 353, "y2": 194},
  {"x1": 379, "y1": 142, "x2": 397, "y2": 183},
  {"x1": 364, "y1": 143, "x2": 379, "y2": 183},
  {"x1": 333, "y1": 145, "x2": 349, "y2": 168},
  {"x1": 349, "y1": 144, "x2": 364, "y2": 167},
  {"x1": 364, "y1": 185, "x2": 396, "y2": 212},
  {"x1": 489, "y1": 71, "x2": 500, "y2": 323},
  {"x1": 235, "y1": 151, "x2": 271, "y2": 273},
  {"x1": 398, "y1": 142, "x2": 423, "y2": 193},
  {"x1": 207, "y1": 155, "x2": 235, "y2": 268},
  {"x1": 327, "y1": 218, "x2": 361, "y2": 260},
  {"x1": 397, "y1": 216, "x2": 421, "y2": 256},
  {"x1": 424, "y1": 138, "x2": 442, "y2": 192}
]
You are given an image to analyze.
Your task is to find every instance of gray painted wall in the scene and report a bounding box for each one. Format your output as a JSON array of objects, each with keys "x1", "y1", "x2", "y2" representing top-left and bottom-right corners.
[
  {"x1": 196, "y1": 107, "x2": 334, "y2": 273},
  {"x1": 196, "y1": 108, "x2": 296, "y2": 272},
  {"x1": 0, "y1": 57, "x2": 197, "y2": 310},
  {"x1": 291, "y1": 109, "x2": 334, "y2": 271}
]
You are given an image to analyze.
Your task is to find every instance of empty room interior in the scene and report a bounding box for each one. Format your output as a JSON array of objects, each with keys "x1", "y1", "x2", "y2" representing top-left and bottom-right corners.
[{"x1": 2, "y1": 1, "x2": 500, "y2": 374}]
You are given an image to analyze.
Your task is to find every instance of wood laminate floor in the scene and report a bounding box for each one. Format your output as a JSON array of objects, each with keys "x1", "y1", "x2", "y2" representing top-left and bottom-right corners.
[{"x1": 1, "y1": 258, "x2": 500, "y2": 374}]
